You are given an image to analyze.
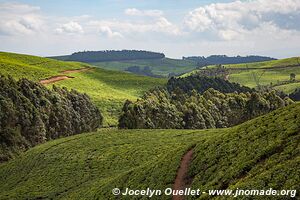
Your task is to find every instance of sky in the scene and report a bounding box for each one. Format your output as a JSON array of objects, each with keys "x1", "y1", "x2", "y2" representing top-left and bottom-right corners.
[{"x1": 0, "y1": 0, "x2": 300, "y2": 58}]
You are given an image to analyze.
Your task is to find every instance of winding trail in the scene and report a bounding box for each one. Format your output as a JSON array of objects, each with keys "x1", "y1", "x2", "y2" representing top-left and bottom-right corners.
[
  {"x1": 39, "y1": 75, "x2": 74, "y2": 85},
  {"x1": 173, "y1": 148, "x2": 194, "y2": 200},
  {"x1": 39, "y1": 67, "x2": 92, "y2": 85}
]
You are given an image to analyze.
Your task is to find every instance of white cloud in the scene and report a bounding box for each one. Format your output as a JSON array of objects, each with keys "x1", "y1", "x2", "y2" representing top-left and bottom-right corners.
[
  {"x1": 125, "y1": 8, "x2": 163, "y2": 17},
  {"x1": 184, "y1": 0, "x2": 300, "y2": 40},
  {"x1": 88, "y1": 16, "x2": 182, "y2": 36},
  {"x1": 55, "y1": 21, "x2": 84, "y2": 34},
  {"x1": 0, "y1": 2, "x2": 44, "y2": 35},
  {"x1": 99, "y1": 26, "x2": 123, "y2": 39},
  {"x1": 122, "y1": 8, "x2": 181, "y2": 35},
  {"x1": 155, "y1": 17, "x2": 182, "y2": 36},
  {"x1": 0, "y1": 1, "x2": 300, "y2": 59}
]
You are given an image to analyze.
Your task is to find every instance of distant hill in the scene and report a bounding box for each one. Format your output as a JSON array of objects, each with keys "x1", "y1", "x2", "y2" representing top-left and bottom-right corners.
[
  {"x1": 89, "y1": 57, "x2": 198, "y2": 77},
  {"x1": 50, "y1": 50, "x2": 165, "y2": 62},
  {"x1": 183, "y1": 55, "x2": 276, "y2": 66},
  {"x1": 50, "y1": 50, "x2": 198, "y2": 77}
]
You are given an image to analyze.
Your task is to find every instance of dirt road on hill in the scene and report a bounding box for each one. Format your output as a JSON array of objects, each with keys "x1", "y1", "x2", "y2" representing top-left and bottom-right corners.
[
  {"x1": 39, "y1": 67, "x2": 92, "y2": 85},
  {"x1": 173, "y1": 149, "x2": 194, "y2": 200},
  {"x1": 39, "y1": 75, "x2": 74, "y2": 84}
]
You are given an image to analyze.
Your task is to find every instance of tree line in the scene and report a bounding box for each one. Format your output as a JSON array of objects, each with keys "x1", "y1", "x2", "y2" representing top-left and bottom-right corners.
[
  {"x1": 0, "y1": 75, "x2": 102, "y2": 161},
  {"x1": 167, "y1": 76, "x2": 254, "y2": 94},
  {"x1": 119, "y1": 76, "x2": 292, "y2": 129},
  {"x1": 62, "y1": 50, "x2": 165, "y2": 62},
  {"x1": 183, "y1": 55, "x2": 276, "y2": 67}
]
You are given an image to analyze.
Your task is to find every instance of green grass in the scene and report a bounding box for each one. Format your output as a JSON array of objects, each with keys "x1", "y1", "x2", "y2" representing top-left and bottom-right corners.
[
  {"x1": 206, "y1": 57, "x2": 300, "y2": 69},
  {"x1": 53, "y1": 69, "x2": 166, "y2": 125},
  {"x1": 182, "y1": 57, "x2": 300, "y2": 93},
  {"x1": 228, "y1": 68, "x2": 300, "y2": 88},
  {"x1": 274, "y1": 82, "x2": 300, "y2": 94},
  {"x1": 0, "y1": 52, "x2": 167, "y2": 126},
  {"x1": 0, "y1": 52, "x2": 90, "y2": 81},
  {"x1": 0, "y1": 103, "x2": 299, "y2": 200},
  {"x1": 91, "y1": 58, "x2": 198, "y2": 77}
]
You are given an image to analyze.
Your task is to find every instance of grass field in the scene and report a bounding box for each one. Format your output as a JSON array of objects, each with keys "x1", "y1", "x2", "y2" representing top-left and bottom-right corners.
[
  {"x1": 208, "y1": 57, "x2": 300, "y2": 69},
  {"x1": 273, "y1": 82, "x2": 300, "y2": 94},
  {"x1": 228, "y1": 67, "x2": 300, "y2": 88},
  {"x1": 90, "y1": 58, "x2": 198, "y2": 77},
  {"x1": 0, "y1": 102, "x2": 299, "y2": 199},
  {"x1": 0, "y1": 52, "x2": 167, "y2": 126},
  {"x1": 0, "y1": 52, "x2": 90, "y2": 81},
  {"x1": 183, "y1": 57, "x2": 300, "y2": 93}
]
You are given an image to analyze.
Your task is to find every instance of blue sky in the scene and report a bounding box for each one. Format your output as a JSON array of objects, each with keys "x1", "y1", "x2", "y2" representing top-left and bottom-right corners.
[
  {"x1": 12, "y1": 0, "x2": 231, "y2": 16},
  {"x1": 0, "y1": 0, "x2": 300, "y2": 58}
]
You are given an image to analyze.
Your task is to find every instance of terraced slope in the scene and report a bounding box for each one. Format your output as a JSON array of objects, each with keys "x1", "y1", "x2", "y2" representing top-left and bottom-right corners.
[
  {"x1": 0, "y1": 52, "x2": 167, "y2": 126},
  {"x1": 0, "y1": 103, "x2": 299, "y2": 199}
]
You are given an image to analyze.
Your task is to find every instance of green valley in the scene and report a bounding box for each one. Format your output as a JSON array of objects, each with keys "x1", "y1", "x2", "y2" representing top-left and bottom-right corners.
[
  {"x1": 1, "y1": 1, "x2": 300, "y2": 199},
  {"x1": 0, "y1": 102, "x2": 299, "y2": 199}
]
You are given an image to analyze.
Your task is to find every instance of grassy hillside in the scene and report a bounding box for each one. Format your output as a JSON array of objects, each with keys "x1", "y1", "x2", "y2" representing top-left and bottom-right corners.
[
  {"x1": 53, "y1": 69, "x2": 166, "y2": 125},
  {"x1": 0, "y1": 52, "x2": 167, "y2": 126},
  {"x1": 0, "y1": 103, "x2": 299, "y2": 199},
  {"x1": 183, "y1": 57, "x2": 300, "y2": 93},
  {"x1": 0, "y1": 52, "x2": 92, "y2": 81},
  {"x1": 210, "y1": 57, "x2": 300, "y2": 69},
  {"x1": 90, "y1": 58, "x2": 198, "y2": 77}
]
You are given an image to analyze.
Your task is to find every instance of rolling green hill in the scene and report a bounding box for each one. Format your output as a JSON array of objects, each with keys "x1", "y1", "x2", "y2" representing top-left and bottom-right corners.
[
  {"x1": 50, "y1": 51, "x2": 198, "y2": 77},
  {"x1": 0, "y1": 52, "x2": 167, "y2": 126},
  {"x1": 0, "y1": 102, "x2": 299, "y2": 199},
  {"x1": 0, "y1": 52, "x2": 89, "y2": 81},
  {"x1": 88, "y1": 58, "x2": 198, "y2": 77},
  {"x1": 209, "y1": 57, "x2": 300, "y2": 69},
  {"x1": 183, "y1": 57, "x2": 300, "y2": 93}
]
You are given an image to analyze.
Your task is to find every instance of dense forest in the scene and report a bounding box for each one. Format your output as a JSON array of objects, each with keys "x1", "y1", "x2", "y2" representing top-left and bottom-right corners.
[
  {"x1": 119, "y1": 75, "x2": 292, "y2": 129},
  {"x1": 167, "y1": 76, "x2": 254, "y2": 94},
  {"x1": 119, "y1": 87, "x2": 292, "y2": 129},
  {"x1": 53, "y1": 50, "x2": 165, "y2": 62},
  {"x1": 0, "y1": 75, "x2": 102, "y2": 161},
  {"x1": 183, "y1": 55, "x2": 276, "y2": 67}
]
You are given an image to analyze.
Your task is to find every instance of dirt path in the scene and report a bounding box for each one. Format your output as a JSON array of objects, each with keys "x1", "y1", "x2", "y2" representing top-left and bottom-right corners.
[
  {"x1": 39, "y1": 75, "x2": 74, "y2": 85},
  {"x1": 173, "y1": 149, "x2": 194, "y2": 200},
  {"x1": 39, "y1": 67, "x2": 92, "y2": 85}
]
